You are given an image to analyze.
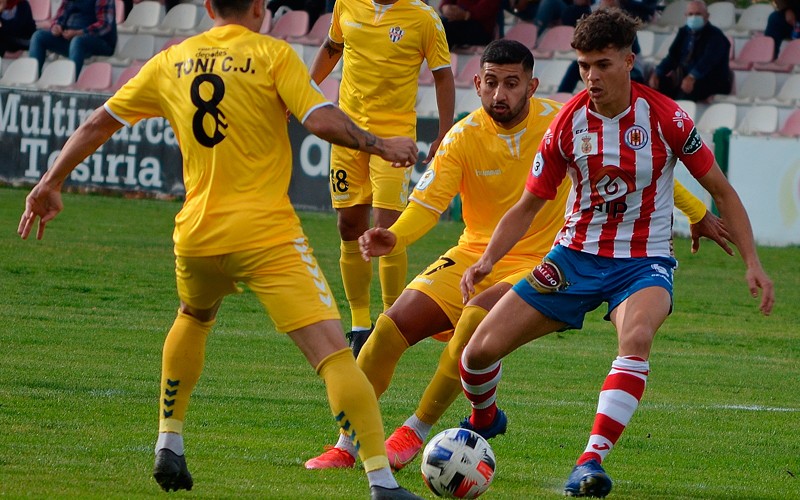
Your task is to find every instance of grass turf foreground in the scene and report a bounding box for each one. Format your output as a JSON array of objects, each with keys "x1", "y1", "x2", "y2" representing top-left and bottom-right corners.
[{"x1": 1, "y1": 187, "x2": 798, "y2": 499}]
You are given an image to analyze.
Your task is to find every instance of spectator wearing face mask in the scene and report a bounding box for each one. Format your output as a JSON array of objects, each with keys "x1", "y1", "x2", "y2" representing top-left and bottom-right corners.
[{"x1": 648, "y1": 0, "x2": 731, "y2": 102}]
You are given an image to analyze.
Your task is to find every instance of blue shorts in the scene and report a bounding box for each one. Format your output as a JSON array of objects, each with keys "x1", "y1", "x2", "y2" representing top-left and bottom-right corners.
[{"x1": 511, "y1": 245, "x2": 677, "y2": 330}]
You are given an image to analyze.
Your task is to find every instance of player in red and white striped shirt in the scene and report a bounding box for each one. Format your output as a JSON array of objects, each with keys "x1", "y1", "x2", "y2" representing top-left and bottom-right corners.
[{"x1": 458, "y1": 8, "x2": 774, "y2": 498}]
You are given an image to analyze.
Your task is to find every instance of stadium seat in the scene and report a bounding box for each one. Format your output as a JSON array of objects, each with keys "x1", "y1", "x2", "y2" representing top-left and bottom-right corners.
[
  {"x1": 318, "y1": 77, "x2": 339, "y2": 104},
  {"x1": 104, "y1": 34, "x2": 156, "y2": 66},
  {"x1": 708, "y1": 1, "x2": 736, "y2": 31},
  {"x1": 73, "y1": 61, "x2": 113, "y2": 91},
  {"x1": 636, "y1": 29, "x2": 655, "y2": 61},
  {"x1": 416, "y1": 84, "x2": 440, "y2": 118},
  {"x1": 0, "y1": 57, "x2": 39, "y2": 86},
  {"x1": 36, "y1": 59, "x2": 76, "y2": 88},
  {"x1": 454, "y1": 54, "x2": 481, "y2": 88},
  {"x1": 139, "y1": 3, "x2": 199, "y2": 36},
  {"x1": 269, "y1": 9, "x2": 309, "y2": 40},
  {"x1": 675, "y1": 99, "x2": 697, "y2": 121},
  {"x1": 548, "y1": 92, "x2": 573, "y2": 103},
  {"x1": 696, "y1": 102, "x2": 737, "y2": 133},
  {"x1": 115, "y1": 0, "x2": 125, "y2": 24},
  {"x1": 776, "y1": 108, "x2": 800, "y2": 137},
  {"x1": 503, "y1": 21, "x2": 537, "y2": 51},
  {"x1": 158, "y1": 36, "x2": 188, "y2": 52},
  {"x1": 754, "y1": 39, "x2": 800, "y2": 73},
  {"x1": 287, "y1": 12, "x2": 332, "y2": 45},
  {"x1": 649, "y1": 0, "x2": 688, "y2": 33},
  {"x1": 736, "y1": 105, "x2": 778, "y2": 135},
  {"x1": 29, "y1": 0, "x2": 51, "y2": 29},
  {"x1": 418, "y1": 53, "x2": 458, "y2": 86},
  {"x1": 110, "y1": 60, "x2": 145, "y2": 92},
  {"x1": 714, "y1": 70, "x2": 776, "y2": 104},
  {"x1": 534, "y1": 58, "x2": 572, "y2": 94},
  {"x1": 532, "y1": 26, "x2": 574, "y2": 59},
  {"x1": 756, "y1": 73, "x2": 800, "y2": 106},
  {"x1": 454, "y1": 87, "x2": 481, "y2": 116},
  {"x1": 649, "y1": 31, "x2": 677, "y2": 63},
  {"x1": 179, "y1": 9, "x2": 212, "y2": 35},
  {"x1": 259, "y1": 9, "x2": 272, "y2": 34},
  {"x1": 729, "y1": 35, "x2": 774, "y2": 71},
  {"x1": 117, "y1": 0, "x2": 164, "y2": 34},
  {"x1": 727, "y1": 3, "x2": 774, "y2": 37}
]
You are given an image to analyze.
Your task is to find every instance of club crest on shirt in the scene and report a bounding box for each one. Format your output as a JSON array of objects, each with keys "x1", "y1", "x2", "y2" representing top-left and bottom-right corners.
[
  {"x1": 415, "y1": 168, "x2": 435, "y2": 190},
  {"x1": 683, "y1": 127, "x2": 703, "y2": 155},
  {"x1": 389, "y1": 26, "x2": 405, "y2": 42},
  {"x1": 624, "y1": 125, "x2": 648, "y2": 150},
  {"x1": 672, "y1": 108, "x2": 689, "y2": 130},
  {"x1": 574, "y1": 132, "x2": 598, "y2": 156}
]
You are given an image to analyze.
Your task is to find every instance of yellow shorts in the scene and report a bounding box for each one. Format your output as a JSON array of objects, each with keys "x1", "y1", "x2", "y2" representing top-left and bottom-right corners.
[
  {"x1": 175, "y1": 238, "x2": 340, "y2": 333},
  {"x1": 406, "y1": 245, "x2": 545, "y2": 331},
  {"x1": 329, "y1": 145, "x2": 413, "y2": 211}
]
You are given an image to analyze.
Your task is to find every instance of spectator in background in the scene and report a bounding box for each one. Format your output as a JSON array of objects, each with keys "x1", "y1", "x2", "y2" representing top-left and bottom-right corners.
[
  {"x1": 648, "y1": 0, "x2": 731, "y2": 102},
  {"x1": 765, "y1": 0, "x2": 800, "y2": 59},
  {"x1": 504, "y1": 0, "x2": 590, "y2": 36},
  {"x1": 28, "y1": 0, "x2": 116, "y2": 75},
  {"x1": 0, "y1": 0, "x2": 35, "y2": 54},
  {"x1": 440, "y1": 0, "x2": 502, "y2": 49}
]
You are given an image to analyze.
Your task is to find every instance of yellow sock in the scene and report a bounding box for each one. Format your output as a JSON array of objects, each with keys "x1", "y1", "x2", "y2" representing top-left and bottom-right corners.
[
  {"x1": 357, "y1": 313, "x2": 410, "y2": 398},
  {"x1": 316, "y1": 348, "x2": 389, "y2": 472},
  {"x1": 416, "y1": 305, "x2": 489, "y2": 424},
  {"x1": 158, "y1": 312, "x2": 214, "y2": 434},
  {"x1": 340, "y1": 240, "x2": 372, "y2": 328},
  {"x1": 378, "y1": 247, "x2": 407, "y2": 311}
]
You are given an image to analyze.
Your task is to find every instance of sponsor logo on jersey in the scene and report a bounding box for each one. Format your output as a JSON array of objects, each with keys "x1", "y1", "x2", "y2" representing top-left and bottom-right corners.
[
  {"x1": 526, "y1": 258, "x2": 568, "y2": 293},
  {"x1": 415, "y1": 168, "x2": 435, "y2": 190},
  {"x1": 672, "y1": 108, "x2": 689, "y2": 130},
  {"x1": 389, "y1": 26, "x2": 405, "y2": 43},
  {"x1": 682, "y1": 127, "x2": 703, "y2": 155},
  {"x1": 624, "y1": 125, "x2": 648, "y2": 150}
]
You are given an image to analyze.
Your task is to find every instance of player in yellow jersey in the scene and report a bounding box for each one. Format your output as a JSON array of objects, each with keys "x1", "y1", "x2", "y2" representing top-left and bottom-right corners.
[
  {"x1": 309, "y1": 0, "x2": 456, "y2": 355},
  {"x1": 18, "y1": 0, "x2": 426, "y2": 498},
  {"x1": 303, "y1": 39, "x2": 730, "y2": 471}
]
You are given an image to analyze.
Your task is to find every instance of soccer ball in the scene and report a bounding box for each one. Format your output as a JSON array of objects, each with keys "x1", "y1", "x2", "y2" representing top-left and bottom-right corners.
[{"x1": 420, "y1": 428, "x2": 496, "y2": 498}]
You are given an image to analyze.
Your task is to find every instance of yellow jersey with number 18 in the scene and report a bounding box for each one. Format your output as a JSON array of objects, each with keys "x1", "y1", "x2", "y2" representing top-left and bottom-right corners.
[
  {"x1": 104, "y1": 25, "x2": 331, "y2": 258},
  {"x1": 330, "y1": 0, "x2": 450, "y2": 133}
]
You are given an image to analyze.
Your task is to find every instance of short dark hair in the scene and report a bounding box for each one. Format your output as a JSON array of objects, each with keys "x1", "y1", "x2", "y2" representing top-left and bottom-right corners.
[
  {"x1": 571, "y1": 8, "x2": 640, "y2": 53},
  {"x1": 210, "y1": 0, "x2": 254, "y2": 17},
  {"x1": 480, "y1": 39, "x2": 534, "y2": 74}
]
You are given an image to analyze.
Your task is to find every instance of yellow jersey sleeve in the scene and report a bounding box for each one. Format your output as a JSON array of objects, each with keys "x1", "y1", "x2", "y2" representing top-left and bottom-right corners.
[{"x1": 673, "y1": 180, "x2": 707, "y2": 224}]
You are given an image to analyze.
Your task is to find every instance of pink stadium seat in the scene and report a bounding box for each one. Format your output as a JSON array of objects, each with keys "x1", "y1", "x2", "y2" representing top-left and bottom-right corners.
[
  {"x1": 548, "y1": 92, "x2": 574, "y2": 103},
  {"x1": 269, "y1": 9, "x2": 309, "y2": 40},
  {"x1": 110, "y1": 60, "x2": 145, "y2": 92},
  {"x1": 73, "y1": 61, "x2": 112, "y2": 91},
  {"x1": 503, "y1": 21, "x2": 537, "y2": 50},
  {"x1": 259, "y1": 9, "x2": 272, "y2": 34},
  {"x1": 288, "y1": 12, "x2": 332, "y2": 45},
  {"x1": 729, "y1": 35, "x2": 774, "y2": 71},
  {"x1": 418, "y1": 52, "x2": 458, "y2": 86},
  {"x1": 532, "y1": 25, "x2": 574, "y2": 59},
  {"x1": 29, "y1": 0, "x2": 51, "y2": 28},
  {"x1": 318, "y1": 77, "x2": 339, "y2": 104},
  {"x1": 754, "y1": 39, "x2": 800, "y2": 73},
  {"x1": 159, "y1": 36, "x2": 188, "y2": 52},
  {"x1": 454, "y1": 54, "x2": 481, "y2": 89},
  {"x1": 777, "y1": 109, "x2": 800, "y2": 138}
]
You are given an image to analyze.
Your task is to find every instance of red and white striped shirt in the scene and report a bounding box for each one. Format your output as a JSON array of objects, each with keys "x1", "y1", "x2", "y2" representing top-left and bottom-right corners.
[{"x1": 526, "y1": 82, "x2": 714, "y2": 258}]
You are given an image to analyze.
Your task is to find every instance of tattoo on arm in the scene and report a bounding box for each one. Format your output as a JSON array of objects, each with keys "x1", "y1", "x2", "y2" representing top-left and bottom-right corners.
[
  {"x1": 323, "y1": 39, "x2": 344, "y2": 58},
  {"x1": 335, "y1": 121, "x2": 380, "y2": 152}
]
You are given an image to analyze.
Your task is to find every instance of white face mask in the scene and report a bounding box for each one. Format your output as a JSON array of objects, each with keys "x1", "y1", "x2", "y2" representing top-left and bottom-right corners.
[{"x1": 686, "y1": 15, "x2": 704, "y2": 31}]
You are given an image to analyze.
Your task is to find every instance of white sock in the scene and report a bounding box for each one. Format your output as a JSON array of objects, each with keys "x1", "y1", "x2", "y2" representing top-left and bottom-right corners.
[
  {"x1": 155, "y1": 432, "x2": 184, "y2": 455},
  {"x1": 403, "y1": 414, "x2": 433, "y2": 441},
  {"x1": 366, "y1": 466, "x2": 399, "y2": 489},
  {"x1": 335, "y1": 433, "x2": 357, "y2": 458}
]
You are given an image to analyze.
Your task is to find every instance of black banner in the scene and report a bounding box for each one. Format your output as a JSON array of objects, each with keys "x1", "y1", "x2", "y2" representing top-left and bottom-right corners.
[{"x1": 0, "y1": 86, "x2": 442, "y2": 211}]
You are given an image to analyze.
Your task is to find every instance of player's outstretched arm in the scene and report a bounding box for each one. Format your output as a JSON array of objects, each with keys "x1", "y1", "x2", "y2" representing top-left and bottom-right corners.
[
  {"x1": 425, "y1": 67, "x2": 455, "y2": 164},
  {"x1": 460, "y1": 190, "x2": 547, "y2": 302},
  {"x1": 309, "y1": 38, "x2": 343, "y2": 85},
  {"x1": 18, "y1": 107, "x2": 123, "y2": 240},
  {"x1": 697, "y1": 163, "x2": 775, "y2": 315},
  {"x1": 304, "y1": 105, "x2": 418, "y2": 166}
]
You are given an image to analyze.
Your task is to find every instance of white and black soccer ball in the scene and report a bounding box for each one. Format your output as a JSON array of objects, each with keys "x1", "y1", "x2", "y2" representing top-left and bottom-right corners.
[{"x1": 420, "y1": 428, "x2": 496, "y2": 499}]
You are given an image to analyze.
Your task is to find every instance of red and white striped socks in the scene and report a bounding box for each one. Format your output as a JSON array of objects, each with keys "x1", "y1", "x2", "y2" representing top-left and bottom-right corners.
[
  {"x1": 577, "y1": 355, "x2": 649, "y2": 465},
  {"x1": 459, "y1": 353, "x2": 503, "y2": 429}
]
